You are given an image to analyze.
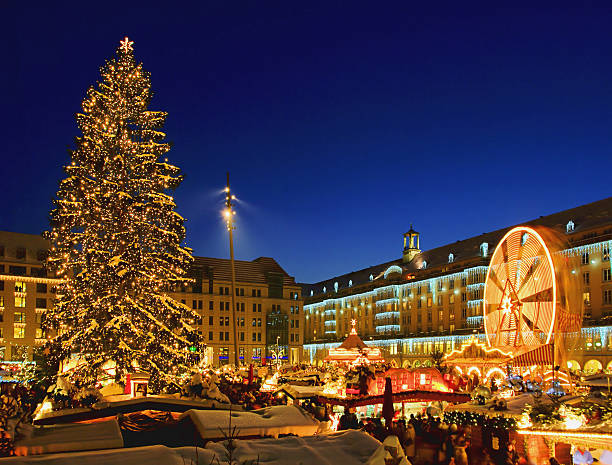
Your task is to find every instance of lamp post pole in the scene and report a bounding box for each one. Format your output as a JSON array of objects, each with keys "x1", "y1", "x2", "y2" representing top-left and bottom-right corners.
[{"x1": 225, "y1": 173, "x2": 239, "y2": 366}]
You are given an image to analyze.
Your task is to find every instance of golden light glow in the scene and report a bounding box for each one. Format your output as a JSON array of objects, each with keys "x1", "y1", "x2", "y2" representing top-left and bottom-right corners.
[
  {"x1": 444, "y1": 335, "x2": 513, "y2": 360},
  {"x1": 483, "y1": 226, "x2": 557, "y2": 348},
  {"x1": 516, "y1": 430, "x2": 612, "y2": 440},
  {"x1": 485, "y1": 367, "x2": 506, "y2": 380},
  {"x1": 517, "y1": 412, "x2": 532, "y2": 428},
  {"x1": 119, "y1": 37, "x2": 134, "y2": 53}
]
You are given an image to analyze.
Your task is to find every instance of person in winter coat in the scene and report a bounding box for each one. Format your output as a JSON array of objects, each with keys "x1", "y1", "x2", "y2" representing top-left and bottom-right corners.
[
  {"x1": 454, "y1": 434, "x2": 469, "y2": 465},
  {"x1": 500, "y1": 440, "x2": 519, "y2": 465},
  {"x1": 403, "y1": 423, "x2": 416, "y2": 460}
]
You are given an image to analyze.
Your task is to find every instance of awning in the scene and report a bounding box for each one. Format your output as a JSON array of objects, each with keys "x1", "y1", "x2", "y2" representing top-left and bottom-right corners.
[{"x1": 512, "y1": 344, "x2": 553, "y2": 367}]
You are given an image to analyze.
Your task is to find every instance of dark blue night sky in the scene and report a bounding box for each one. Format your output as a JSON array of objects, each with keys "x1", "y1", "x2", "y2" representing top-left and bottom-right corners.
[{"x1": 2, "y1": 2, "x2": 611, "y2": 283}]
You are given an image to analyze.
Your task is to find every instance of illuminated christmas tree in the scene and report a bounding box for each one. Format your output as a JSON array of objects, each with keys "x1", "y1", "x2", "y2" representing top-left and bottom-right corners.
[{"x1": 45, "y1": 38, "x2": 201, "y2": 392}]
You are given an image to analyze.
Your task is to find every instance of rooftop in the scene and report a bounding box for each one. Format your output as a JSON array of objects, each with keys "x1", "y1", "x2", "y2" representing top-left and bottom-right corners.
[{"x1": 302, "y1": 196, "x2": 612, "y2": 298}]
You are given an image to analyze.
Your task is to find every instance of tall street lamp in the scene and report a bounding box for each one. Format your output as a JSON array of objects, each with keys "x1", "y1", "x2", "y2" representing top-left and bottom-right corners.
[{"x1": 224, "y1": 173, "x2": 239, "y2": 366}]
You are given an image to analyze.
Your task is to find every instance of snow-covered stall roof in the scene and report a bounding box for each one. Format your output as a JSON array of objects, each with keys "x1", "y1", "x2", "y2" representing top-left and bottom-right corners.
[
  {"x1": 179, "y1": 405, "x2": 320, "y2": 440},
  {"x1": 444, "y1": 393, "x2": 550, "y2": 419},
  {"x1": 0, "y1": 445, "x2": 215, "y2": 465},
  {"x1": 205, "y1": 430, "x2": 382, "y2": 464},
  {"x1": 275, "y1": 383, "x2": 325, "y2": 399},
  {"x1": 12, "y1": 419, "x2": 123, "y2": 457},
  {"x1": 35, "y1": 395, "x2": 239, "y2": 425},
  {"x1": 0, "y1": 431, "x2": 382, "y2": 465}
]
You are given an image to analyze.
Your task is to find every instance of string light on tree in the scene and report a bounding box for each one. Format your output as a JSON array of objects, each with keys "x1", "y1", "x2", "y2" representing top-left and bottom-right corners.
[{"x1": 44, "y1": 38, "x2": 201, "y2": 393}]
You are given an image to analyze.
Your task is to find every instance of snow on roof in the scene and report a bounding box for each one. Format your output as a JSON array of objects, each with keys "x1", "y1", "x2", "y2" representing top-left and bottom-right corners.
[
  {"x1": 275, "y1": 383, "x2": 326, "y2": 399},
  {"x1": 13, "y1": 419, "x2": 123, "y2": 457},
  {"x1": 179, "y1": 405, "x2": 320, "y2": 439},
  {"x1": 445, "y1": 393, "x2": 554, "y2": 419},
  {"x1": 204, "y1": 430, "x2": 382, "y2": 465},
  {"x1": 2, "y1": 431, "x2": 382, "y2": 465},
  {"x1": 0, "y1": 445, "x2": 216, "y2": 465},
  {"x1": 34, "y1": 395, "x2": 240, "y2": 426}
]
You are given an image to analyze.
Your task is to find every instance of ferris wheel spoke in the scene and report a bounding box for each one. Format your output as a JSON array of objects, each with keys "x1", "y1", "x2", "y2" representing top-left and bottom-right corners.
[
  {"x1": 520, "y1": 287, "x2": 553, "y2": 303},
  {"x1": 487, "y1": 268, "x2": 505, "y2": 293},
  {"x1": 517, "y1": 251, "x2": 544, "y2": 295},
  {"x1": 522, "y1": 301, "x2": 553, "y2": 333},
  {"x1": 501, "y1": 241, "x2": 511, "y2": 285},
  {"x1": 520, "y1": 311, "x2": 536, "y2": 332}
]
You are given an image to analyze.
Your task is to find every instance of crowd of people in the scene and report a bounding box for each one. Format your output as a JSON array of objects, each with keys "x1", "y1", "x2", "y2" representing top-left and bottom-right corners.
[{"x1": 334, "y1": 411, "x2": 544, "y2": 465}]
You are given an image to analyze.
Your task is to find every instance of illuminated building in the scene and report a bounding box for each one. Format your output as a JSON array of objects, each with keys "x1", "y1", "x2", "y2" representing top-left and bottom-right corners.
[
  {"x1": 185, "y1": 256, "x2": 304, "y2": 366},
  {"x1": 302, "y1": 196, "x2": 612, "y2": 372},
  {"x1": 0, "y1": 231, "x2": 55, "y2": 360},
  {"x1": 0, "y1": 232, "x2": 303, "y2": 366}
]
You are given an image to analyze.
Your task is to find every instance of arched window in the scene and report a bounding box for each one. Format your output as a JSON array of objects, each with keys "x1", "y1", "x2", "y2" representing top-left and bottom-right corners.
[
  {"x1": 422, "y1": 260, "x2": 427, "y2": 270},
  {"x1": 566, "y1": 220, "x2": 575, "y2": 233},
  {"x1": 310, "y1": 290, "x2": 313, "y2": 297},
  {"x1": 323, "y1": 286, "x2": 326, "y2": 293},
  {"x1": 448, "y1": 253, "x2": 454, "y2": 263},
  {"x1": 480, "y1": 242, "x2": 488, "y2": 258},
  {"x1": 348, "y1": 280, "x2": 353, "y2": 287},
  {"x1": 369, "y1": 274, "x2": 373, "y2": 281},
  {"x1": 334, "y1": 282, "x2": 338, "y2": 292}
]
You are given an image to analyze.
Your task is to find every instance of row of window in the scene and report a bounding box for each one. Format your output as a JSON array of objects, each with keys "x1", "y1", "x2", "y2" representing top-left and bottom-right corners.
[
  {"x1": 0, "y1": 326, "x2": 45, "y2": 339},
  {"x1": 215, "y1": 347, "x2": 264, "y2": 359},
  {"x1": 582, "y1": 289, "x2": 612, "y2": 306},
  {"x1": 215, "y1": 287, "x2": 299, "y2": 299},
  {"x1": 204, "y1": 316, "x2": 301, "y2": 329},
  {"x1": 583, "y1": 270, "x2": 612, "y2": 284},
  {"x1": 186, "y1": 299, "x2": 299, "y2": 314},
  {"x1": 0, "y1": 296, "x2": 48, "y2": 309},
  {"x1": 206, "y1": 332, "x2": 301, "y2": 344},
  {"x1": 581, "y1": 249, "x2": 611, "y2": 264},
  {"x1": 0, "y1": 247, "x2": 47, "y2": 261},
  {"x1": 0, "y1": 281, "x2": 49, "y2": 294},
  {"x1": 0, "y1": 312, "x2": 44, "y2": 324},
  {"x1": 209, "y1": 331, "x2": 264, "y2": 342}
]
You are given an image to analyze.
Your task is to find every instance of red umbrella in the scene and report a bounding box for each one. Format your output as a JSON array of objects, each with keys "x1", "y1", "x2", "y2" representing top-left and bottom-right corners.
[
  {"x1": 382, "y1": 377, "x2": 394, "y2": 428},
  {"x1": 248, "y1": 364, "x2": 254, "y2": 385}
]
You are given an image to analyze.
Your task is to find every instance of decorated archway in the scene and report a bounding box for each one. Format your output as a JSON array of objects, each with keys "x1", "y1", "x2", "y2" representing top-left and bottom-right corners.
[
  {"x1": 584, "y1": 359, "x2": 603, "y2": 374},
  {"x1": 567, "y1": 360, "x2": 581, "y2": 372}
]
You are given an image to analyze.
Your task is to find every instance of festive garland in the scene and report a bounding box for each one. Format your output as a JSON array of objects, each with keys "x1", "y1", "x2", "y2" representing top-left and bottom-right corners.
[
  {"x1": 443, "y1": 410, "x2": 517, "y2": 429},
  {"x1": 524, "y1": 397, "x2": 612, "y2": 428}
]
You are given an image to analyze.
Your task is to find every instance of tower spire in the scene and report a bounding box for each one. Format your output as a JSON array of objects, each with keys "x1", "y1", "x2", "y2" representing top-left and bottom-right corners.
[{"x1": 403, "y1": 225, "x2": 421, "y2": 263}]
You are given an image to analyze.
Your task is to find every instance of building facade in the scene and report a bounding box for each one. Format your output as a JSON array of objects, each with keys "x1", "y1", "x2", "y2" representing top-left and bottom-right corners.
[
  {"x1": 176, "y1": 256, "x2": 304, "y2": 366},
  {"x1": 0, "y1": 231, "x2": 303, "y2": 366},
  {"x1": 0, "y1": 232, "x2": 55, "y2": 361},
  {"x1": 302, "y1": 197, "x2": 612, "y2": 374}
]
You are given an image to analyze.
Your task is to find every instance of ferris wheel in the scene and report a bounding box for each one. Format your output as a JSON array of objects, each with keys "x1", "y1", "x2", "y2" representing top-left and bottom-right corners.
[{"x1": 483, "y1": 226, "x2": 557, "y2": 351}]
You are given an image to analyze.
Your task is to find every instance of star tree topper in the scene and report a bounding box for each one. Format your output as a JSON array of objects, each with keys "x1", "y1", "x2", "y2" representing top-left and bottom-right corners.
[{"x1": 119, "y1": 37, "x2": 134, "y2": 53}]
